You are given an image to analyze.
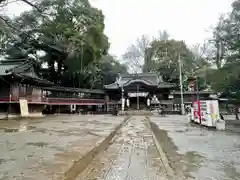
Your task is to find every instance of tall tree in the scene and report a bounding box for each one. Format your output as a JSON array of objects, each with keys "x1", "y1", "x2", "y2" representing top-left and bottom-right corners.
[
  {"x1": 158, "y1": 30, "x2": 170, "y2": 41},
  {"x1": 143, "y1": 39, "x2": 197, "y2": 83},
  {"x1": 122, "y1": 34, "x2": 150, "y2": 73},
  {"x1": 207, "y1": 0, "x2": 240, "y2": 119},
  {"x1": 1, "y1": 0, "x2": 110, "y2": 88},
  {"x1": 209, "y1": 0, "x2": 240, "y2": 93}
]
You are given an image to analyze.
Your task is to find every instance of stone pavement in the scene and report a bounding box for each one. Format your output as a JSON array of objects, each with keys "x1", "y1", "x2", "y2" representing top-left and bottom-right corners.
[{"x1": 77, "y1": 116, "x2": 168, "y2": 180}]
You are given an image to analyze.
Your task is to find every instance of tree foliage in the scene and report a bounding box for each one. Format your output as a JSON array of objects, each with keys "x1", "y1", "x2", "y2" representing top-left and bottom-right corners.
[
  {"x1": 0, "y1": 0, "x2": 127, "y2": 89},
  {"x1": 208, "y1": 0, "x2": 240, "y2": 98},
  {"x1": 121, "y1": 30, "x2": 211, "y2": 90},
  {"x1": 143, "y1": 38, "x2": 209, "y2": 84}
]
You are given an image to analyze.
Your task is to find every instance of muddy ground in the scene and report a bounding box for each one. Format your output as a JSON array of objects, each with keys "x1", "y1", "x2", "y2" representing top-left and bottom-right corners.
[{"x1": 0, "y1": 115, "x2": 125, "y2": 180}]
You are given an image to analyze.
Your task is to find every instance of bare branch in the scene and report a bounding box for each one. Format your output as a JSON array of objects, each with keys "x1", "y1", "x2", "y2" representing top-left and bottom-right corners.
[
  {"x1": 21, "y1": 0, "x2": 42, "y2": 12},
  {"x1": 0, "y1": 0, "x2": 41, "y2": 11},
  {"x1": 0, "y1": 16, "x2": 20, "y2": 40}
]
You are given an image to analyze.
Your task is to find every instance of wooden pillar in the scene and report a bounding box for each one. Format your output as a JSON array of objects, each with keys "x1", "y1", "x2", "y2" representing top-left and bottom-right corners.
[{"x1": 104, "y1": 94, "x2": 109, "y2": 112}]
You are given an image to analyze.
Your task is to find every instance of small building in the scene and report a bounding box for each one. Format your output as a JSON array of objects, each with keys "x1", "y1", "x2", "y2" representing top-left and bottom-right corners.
[
  {"x1": 0, "y1": 59, "x2": 53, "y2": 116},
  {"x1": 42, "y1": 86, "x2": 106, "y2": 114},
  {"x1": 170, "y1": 91, "x2": 216, "y2": 111},
  {"x1": 171, "y1": 91, "x2": 216, "y2": 104},
  {"x1": 103, "y1": 73, "x2": 175, "y2": 110}
]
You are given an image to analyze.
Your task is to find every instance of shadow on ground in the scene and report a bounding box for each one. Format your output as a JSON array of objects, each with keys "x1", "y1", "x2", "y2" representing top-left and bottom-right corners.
[{"x1": 149, "y1": 120, "x2": 205, "y2": 179}]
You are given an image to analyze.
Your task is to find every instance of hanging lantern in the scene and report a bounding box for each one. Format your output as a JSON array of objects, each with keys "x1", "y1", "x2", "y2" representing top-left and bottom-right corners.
[
  {"x1": 121, "y1": 98, "x2": 125, "y2": 111},
  {"x1": 126, "y1": 99, "x2": 130, "y2": 107},
  {"x1": 147, "y1": 98, "x2": 150, "y2": 106}
]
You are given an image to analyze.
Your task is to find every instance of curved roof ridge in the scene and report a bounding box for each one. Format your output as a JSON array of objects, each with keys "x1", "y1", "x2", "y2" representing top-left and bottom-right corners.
[{"x1": 123, "y1": 79, "x2": 155, "y2": 86}]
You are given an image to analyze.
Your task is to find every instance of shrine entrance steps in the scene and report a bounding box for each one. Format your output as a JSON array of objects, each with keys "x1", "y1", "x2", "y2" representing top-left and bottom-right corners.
[{"x1": 119, "y1": 110, "x2": 153, "y2": 116}]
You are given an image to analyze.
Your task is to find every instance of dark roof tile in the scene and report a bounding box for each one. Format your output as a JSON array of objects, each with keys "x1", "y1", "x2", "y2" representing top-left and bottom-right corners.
[{"x1": 104, "y1": 73, "x2": 175, "y2": 89}]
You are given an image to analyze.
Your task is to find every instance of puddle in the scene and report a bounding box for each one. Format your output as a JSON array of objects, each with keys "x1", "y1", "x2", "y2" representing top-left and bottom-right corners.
[
  {"x1": 27, "y1": 126, "x2": 36, "y2": 130},
  {"x1": 3, "y1": 125, "x2": 36, "y2": 133},
  {"x1": 175, "y1": 129, "x2": 189, "y2": 133},
  {"x1": 26, "y1": 142, "x2": 49, "y2": 147},
  {"x1": 33, "y1": 128, "x2": 48, "y2": 133},
  {"x1": 4, "y1": 128, "x2": 19, "y2": 133},
  {"x1": 0, "y1": 158, "x2": 5, "y2": 165}
]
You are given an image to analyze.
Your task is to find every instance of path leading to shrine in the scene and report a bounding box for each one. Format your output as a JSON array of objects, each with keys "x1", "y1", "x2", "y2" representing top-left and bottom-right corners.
[
  {"x1": 76, "y1": 116, "x2": 170, "y2": 180},
  {"x1": 74, "y1": 115, "x2": 240, "y2": 180}
]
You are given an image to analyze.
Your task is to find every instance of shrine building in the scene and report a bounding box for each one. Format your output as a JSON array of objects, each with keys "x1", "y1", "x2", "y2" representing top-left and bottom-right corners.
[{"x1": 103, "y1": 73, "x2": 175, "y2": 110}]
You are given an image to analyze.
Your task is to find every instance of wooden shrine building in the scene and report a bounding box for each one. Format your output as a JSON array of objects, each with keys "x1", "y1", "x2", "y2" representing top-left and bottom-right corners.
[
  {"x1": 104, "y1": 73, "x2": 175, "y2": 110},
  {"x1": 103, "y1": 73, "x2": 216, "y2": 112},
  {"x1": 0, "y1": 58, "x2": 54, "y2": 115}
]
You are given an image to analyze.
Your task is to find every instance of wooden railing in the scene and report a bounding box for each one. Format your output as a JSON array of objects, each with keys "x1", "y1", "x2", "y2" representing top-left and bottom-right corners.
[
  {"x1": 46, "y1": 97, "x2": 105, "y2": 105},
  {"x1": 0, "y1": 96, "x2": 120, "y2": 105}
]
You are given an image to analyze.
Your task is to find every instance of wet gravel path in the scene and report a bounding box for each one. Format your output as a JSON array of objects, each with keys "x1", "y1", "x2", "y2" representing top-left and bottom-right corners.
[
  {"x1": 150, "y1": 115, "x2": 240, "y2": 180},
  {"x1": 77, "y1": 116, "x2": 168, "y2": 180}
]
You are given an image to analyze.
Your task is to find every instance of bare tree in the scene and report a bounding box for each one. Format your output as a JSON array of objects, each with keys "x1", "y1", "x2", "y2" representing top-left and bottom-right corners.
[
  {"x1": 0, "y1": 0, "x2": 41, "y2": 40},
  {"x1": 158, "y1": 29, "x2": 170, "y2": 42},
  {"x1": 0, "y1": 0, "x2": 39, "y2": 9},
  {"x1": 122, "y1": 34, "x2": 150, "y2": 73}
]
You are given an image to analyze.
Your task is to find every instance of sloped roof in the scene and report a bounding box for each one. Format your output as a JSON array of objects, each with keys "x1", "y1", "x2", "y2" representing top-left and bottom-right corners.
[
  {"x1": 43, "y1": 86, "x2": 104, "y2": 94},
  {"x1": 14, "y1": 73, "x2": 53, "y2": 86},
  {"x1": 104, "y1": 73, "x2": 175, "y2": 89},
  {"x1": 0, "y1": 64, "x2": 19, "y2": 75},
  {"x1": 170, "y1": 91, "x2": 215, "y2": 95},
  {"x1": 0, "y1": 59, "x2": 54, "y2": 86},
  {"x1": 0, "y1": 59, "x2": 33, "y2": 76}
]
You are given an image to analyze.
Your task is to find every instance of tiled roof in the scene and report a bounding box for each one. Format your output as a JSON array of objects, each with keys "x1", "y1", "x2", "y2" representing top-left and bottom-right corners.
[
  {"x1": 13, "y1": 73, "x2": 54, "y2": 86},
  {"x1": 0, "y1": 64, "x2": 19, "y2": 75},
  {"x1": 121, "y1": 73, "x2": 159, "y2": 85},
  {"x1": 0, "y1": 59, "x2": 54, "y2": 86},
  {"x1": 0, "y1": 59, "x2": 34, "y2": 76},
  {"x1": 104, "y1": 73, "x2": 175, "y2": 89}
]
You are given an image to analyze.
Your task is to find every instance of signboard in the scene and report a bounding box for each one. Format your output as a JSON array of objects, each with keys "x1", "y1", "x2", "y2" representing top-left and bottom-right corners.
[
  {"x1": 128, "y1": 92, "x2": 148, "y2": 97},
  {"x1": 193, "y1": 101, "x2": 201, "y2": 124},
  {"x1": 19, "y1": 99, "x2": 29, "y2": 117},
  {"x1": 199, "y1": 100, "x2": 220, "y2": 127}
]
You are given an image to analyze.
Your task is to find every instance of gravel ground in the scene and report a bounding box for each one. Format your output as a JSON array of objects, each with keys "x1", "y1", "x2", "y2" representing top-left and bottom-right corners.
[
  {"x1": 0, "y1": 115, "x2": 124, "y2": 180},
  {"x1": 150, "y1": 115, "x2": 240, "y2": 180}
]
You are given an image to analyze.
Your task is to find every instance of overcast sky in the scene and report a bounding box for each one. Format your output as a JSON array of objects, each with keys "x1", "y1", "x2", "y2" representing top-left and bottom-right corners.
[{"x1": 5, "y1": 0, "x2": 233, "y2": 57}]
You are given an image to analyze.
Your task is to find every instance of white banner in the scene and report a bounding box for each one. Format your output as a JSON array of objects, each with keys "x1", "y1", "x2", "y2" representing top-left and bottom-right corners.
[
  {"x1": 128, "y1": 92, "x2": 148, "y2": 97},
  {"x1": 19, "y1": 99, "x2": 29, "y2": 117}
]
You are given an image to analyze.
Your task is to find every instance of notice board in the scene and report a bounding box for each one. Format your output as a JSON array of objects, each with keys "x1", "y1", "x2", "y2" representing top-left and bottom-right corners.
[{"x1": 19, "y1": 99, "x2": 29, "y2": 117}]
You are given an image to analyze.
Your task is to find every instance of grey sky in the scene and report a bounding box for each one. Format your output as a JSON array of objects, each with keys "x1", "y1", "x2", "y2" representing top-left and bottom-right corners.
[{"x1": 6, "y1": 0, "x2": 233, "y2": 57}]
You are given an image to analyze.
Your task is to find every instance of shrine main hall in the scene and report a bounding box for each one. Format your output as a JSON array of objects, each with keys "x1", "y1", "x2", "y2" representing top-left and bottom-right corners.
[{"x1": 103, "y1": 73, "x2": 176, "y2": 110}]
